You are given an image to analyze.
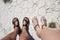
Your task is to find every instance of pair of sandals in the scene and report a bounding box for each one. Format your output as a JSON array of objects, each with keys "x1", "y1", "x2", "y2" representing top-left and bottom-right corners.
[
  {"x1": 12, "y1": 17, "x2": 30, "y2": 36},
  {"x1": 32, "y1": 16, "x2": 47, "y2": 29}
]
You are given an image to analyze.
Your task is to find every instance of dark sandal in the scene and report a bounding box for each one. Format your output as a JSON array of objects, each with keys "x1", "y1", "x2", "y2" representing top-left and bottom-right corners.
[
  {"x1": 23, "y1": 17, "x2": 30, "y2": 30},
  {"x1": 12, "y1": 17, "x2": 21, "y2": 36}
]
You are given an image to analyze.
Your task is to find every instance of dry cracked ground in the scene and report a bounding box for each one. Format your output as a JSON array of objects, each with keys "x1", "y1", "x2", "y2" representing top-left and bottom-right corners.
[{"x1": 0, "y1": 0, "x2": 60, "y2": 40}]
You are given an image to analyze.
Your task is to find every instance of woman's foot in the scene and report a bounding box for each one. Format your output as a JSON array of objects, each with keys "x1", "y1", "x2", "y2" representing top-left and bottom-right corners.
[
  {"x1": 12, "y1": 17, "x2": 21, "y2": 36},
  {"x1": 41, "y1": 16, "x2": 47, "y2": 29},
  {"x1": 22, "y1": 17, "x2": 30, "y2": 30},
  {"x1": 32, "y1": 16, "x2": 39, "y2": 30}
]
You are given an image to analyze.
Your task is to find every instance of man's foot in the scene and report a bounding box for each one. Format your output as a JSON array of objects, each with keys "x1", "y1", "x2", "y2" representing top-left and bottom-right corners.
[
  {"x1": 22, "y1": 17, "x2": 30, "y2": 30},
  {"x1": 41, "y1": 16, "x2": 47, "y2": 29},
  {"x1": 12, "y1": 17, "x2": 21, "y2": 36},
  {"x1": 32, "y1": 16, "x2": 39, "y2": 30}
]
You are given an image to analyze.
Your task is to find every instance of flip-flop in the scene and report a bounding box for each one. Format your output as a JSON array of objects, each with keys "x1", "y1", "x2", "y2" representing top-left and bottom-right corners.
[
  {"x1": 32, "y1": 17, "x2": 38, "y2": 24},
  {"x1": 32, "y1": 17, "x2": 39, "y2": 30},
  {"x1": 41, "y1": 16, "x2": 47, "y2": 29},
  {"x1": 23, "y1": 17, "x2": 30, "y2": 30},
  {"x1": 32, "y1": 16, "x2": 39, "y2": 26},
  {"x1": 12, "y1": 17, "x2": 21, "y2": 36}
]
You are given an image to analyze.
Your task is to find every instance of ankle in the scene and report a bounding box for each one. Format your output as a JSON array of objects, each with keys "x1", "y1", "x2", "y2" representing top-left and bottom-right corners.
[{"x1": 22, "y1": 26, "x2": 28, "y2": 32}]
